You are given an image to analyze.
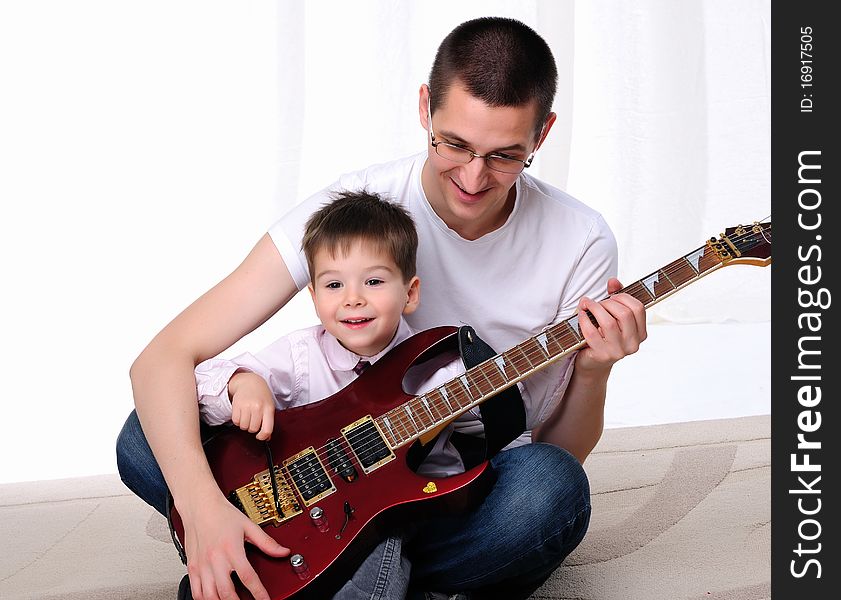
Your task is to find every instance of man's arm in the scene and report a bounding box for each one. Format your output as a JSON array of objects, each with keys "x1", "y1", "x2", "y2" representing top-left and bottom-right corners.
[
  {"x1": 129, "y1": 233, "x2": 297, "y2": 600},
  {"x1": 533, "y1": 278, "x2": 646, "y2": 463}
]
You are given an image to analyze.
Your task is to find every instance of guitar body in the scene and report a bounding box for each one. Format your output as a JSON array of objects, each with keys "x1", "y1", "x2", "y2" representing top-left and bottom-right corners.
[{"x1": 170, "y1": 326, "x2": 495, "y2": 600}]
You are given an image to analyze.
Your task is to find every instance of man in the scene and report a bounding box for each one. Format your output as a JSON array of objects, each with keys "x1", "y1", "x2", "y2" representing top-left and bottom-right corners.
[{"x1": 119, "y1": 16, "x2": 646, "y2": 600}]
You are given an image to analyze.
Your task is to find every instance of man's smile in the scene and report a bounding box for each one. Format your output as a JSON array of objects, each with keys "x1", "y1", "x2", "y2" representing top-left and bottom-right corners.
[{"x1": 450, "y1": 177, "x2": 490, "y2": 203}]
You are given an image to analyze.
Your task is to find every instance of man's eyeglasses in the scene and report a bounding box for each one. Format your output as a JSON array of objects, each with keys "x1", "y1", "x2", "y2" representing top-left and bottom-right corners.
[{"x1": 426, "y1": 96, "x2": 540, "y2": 175}]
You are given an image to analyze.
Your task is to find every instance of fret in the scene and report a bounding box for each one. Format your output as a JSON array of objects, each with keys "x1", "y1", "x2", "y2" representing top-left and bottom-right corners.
[
  {"x1": 403, "y1": 404, "x2": 419, "y2": 432},
  {"x1": 534, "y1": 331, "x2": 550, "y2": 357},
  {"x1": 511, "y1": 344, "x2": 535, "y2": 371},
  {"x1": 518, "y1": 347, "x2": 536, "y2": 372},
  {"x1": 458, "y1": 373, "x2": 482, "y2": 404},
  {"x1": 527, "y1": 336, "x2": 549, "y2": 359},
  {"x1": 684, "y1": 247, "x2": 705, "y2": 274},
  {"x1": 379, "y1": 414, "x2": 402, "y2": 445},
  {"x1": 659, "y1": 263, "x2": 678, "y2": 290},
  {"x1": 650, "y1": 270, "x2": 677, "y2": 298},
  {"x1": 409, "y1": 397, "x2": 432, "y2": 430},
  {"x1": 416, "y1": 397, "x2": 435, "y2": 429},
  {"x1": 436, "y1": 386, "x2": 455, "y2": 414},
  {"x1": 443, "y1": 380, "x2": 470, "y2": 409},
  {"x1": 521, "y1": 338, "x2": 547, "y2": 367},
  {"x1": 668, "y1": 258, "x2": 699, "y2": 288},
  {"x1": 552, "y1": 321, "x2": 580, "y2": 348},
  {"x1": 467, "y1": 367, "x2": 495, "y2": 396},
  {"x1": 378, "y1": 415, "x2": 397, "y2": 446},
  {"x1": 544, "y1": 328, "x2": 566, "y2": 356},
  {"x1": 392, "y1": 408, "x2": 414, "y2": 440},
  {"x1": 456, "y1": 376, "x2": 476, "y2": 405},
  {"x1": 639, "y1": 274, "x2": 659, "y2": 301},
  {"x1": 698, "y1": 246, "x2": 722, "y2": 273},
  {"x1": 390, "y1": 409, "x2": 412, "y2": 441},
  {"x1": 419, "y1": 395, "x2": 438, "y2": 422},
  {"x1": 483, "y1": 362, "x2": 507, "y2": 389},
  {"x1": 428, "y1": 389, "x2": 453, "y2": 421},
  {"x1": 564, "y1": 315, "x2": 582, "y2": 341},
  {"x1": 492, "y1": 355, "x2": 509, "y2": 382},
  {"x1": 496, "y1": 351, "x2": 522, "y2": 380}
]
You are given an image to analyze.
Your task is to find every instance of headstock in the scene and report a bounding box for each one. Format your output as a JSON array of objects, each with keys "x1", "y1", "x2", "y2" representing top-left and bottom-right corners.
[{"x1": 707, "y1": 219, "x2": 772, "y2": 267}]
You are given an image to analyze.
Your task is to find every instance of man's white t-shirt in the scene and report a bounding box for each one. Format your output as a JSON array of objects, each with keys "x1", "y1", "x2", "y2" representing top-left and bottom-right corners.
[{"x1": 270, "y1": 152, "x2": 618, "y2": 446}]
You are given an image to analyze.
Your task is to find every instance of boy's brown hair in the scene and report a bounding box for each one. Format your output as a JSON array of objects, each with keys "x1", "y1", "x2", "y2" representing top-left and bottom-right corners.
[{"x1": 302, "y1": 190, "x2": 418, "y2": 283}]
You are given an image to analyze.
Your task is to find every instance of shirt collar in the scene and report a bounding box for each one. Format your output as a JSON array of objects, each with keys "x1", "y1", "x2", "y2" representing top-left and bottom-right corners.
[{"x1": 320, "y1": 318, "x2": 417, "y2": 373}]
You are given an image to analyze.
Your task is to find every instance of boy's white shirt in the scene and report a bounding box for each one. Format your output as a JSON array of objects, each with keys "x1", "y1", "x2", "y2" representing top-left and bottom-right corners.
[{"x1": 196, "y1": 317, "x2": 477, "y2": 477}]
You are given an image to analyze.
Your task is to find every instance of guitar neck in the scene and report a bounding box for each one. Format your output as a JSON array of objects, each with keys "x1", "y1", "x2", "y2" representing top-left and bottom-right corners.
[{"x1": 374, "y1": 222, "x2": 771, "y2": 450}]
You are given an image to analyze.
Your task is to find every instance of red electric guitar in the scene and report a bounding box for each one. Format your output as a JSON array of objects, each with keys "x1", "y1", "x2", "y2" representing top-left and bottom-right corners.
[{"x1": 169, "y1": 220, "x2": 772, "y2": 599}]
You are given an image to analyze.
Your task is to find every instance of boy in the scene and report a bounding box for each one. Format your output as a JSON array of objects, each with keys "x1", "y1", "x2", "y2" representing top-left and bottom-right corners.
[{"x1": 195, "y1": 190, "x2": 468, "y2": 481}]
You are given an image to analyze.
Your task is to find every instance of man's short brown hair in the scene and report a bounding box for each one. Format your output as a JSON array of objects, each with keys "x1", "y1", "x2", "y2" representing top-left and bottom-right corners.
[{"x1": 428, "y1": 17, "x2": 558, "y2": 136}]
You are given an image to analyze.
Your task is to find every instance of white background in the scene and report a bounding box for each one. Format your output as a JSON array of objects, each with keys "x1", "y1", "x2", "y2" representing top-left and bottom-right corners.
[{"x1": 0, "y1": 1, "x2": 771, "y2": 485}]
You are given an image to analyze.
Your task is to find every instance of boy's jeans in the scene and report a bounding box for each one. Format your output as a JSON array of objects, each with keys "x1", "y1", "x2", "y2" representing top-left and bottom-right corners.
[{"x1": 117, "y1": 410, "x2": 590, "y2": 599}]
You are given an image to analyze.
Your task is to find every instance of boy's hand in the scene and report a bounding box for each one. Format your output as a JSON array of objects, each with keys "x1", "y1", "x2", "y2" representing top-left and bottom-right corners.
[{"x1": 229, "y1": 371, "x2": 276, "y2": 441}]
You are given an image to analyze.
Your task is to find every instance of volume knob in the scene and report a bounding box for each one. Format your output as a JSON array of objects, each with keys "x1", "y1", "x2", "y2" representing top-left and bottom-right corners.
[
  {"x1": 290, "y1": 554, "x2": 309, "y2": 580},
  {"x1": 309, "y1": 506, "x2": 329, "y2": 532}
]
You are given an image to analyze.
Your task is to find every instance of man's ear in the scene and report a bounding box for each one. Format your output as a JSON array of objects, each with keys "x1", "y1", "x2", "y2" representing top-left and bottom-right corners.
[
  {"x1": 402, "y1": 276, "x2": 421, "y2": 315},
  {"x1": 534, "y1": 111, "x2": 557, "y2": 151},
  {"x1": 418, "y1": 84, "x2": 431, "y2": 132}
]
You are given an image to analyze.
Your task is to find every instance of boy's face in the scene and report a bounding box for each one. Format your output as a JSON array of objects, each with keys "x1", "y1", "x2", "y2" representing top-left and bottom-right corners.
[
  {"x1": 307, "y1": 240, "x2": 420, "y2": 357},
  {"x1": 419, "y1": 82, "x2": 555, "y2": 240}
]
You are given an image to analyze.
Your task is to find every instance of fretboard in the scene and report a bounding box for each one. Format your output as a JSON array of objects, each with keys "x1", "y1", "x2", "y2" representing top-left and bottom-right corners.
[{"x1": 374, "y1": 241, "x2": 728, "y2": 450}]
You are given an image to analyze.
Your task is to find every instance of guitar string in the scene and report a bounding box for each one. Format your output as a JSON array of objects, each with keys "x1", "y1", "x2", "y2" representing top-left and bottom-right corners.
[
  {"x1": 291, "y1": 381, "x2": 480, "y2": 485},
  {"x1": 300, "y1": 327, "x2": 585, "y2": 481},
  {"x1": 291, "y1": 335, "x2": 576, "y2": 490},
  {"x1": 288, "y1": 226, "x2": 774, "y2": 490},
  {"x1": 301, "y1": 381, "x2": 477, "y2": 469},
  {"x1": 277, "y1": 224, "x2": 772, "y2": 490}
]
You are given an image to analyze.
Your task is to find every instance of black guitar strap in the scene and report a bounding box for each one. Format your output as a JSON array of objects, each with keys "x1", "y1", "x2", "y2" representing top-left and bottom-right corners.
[{"x1": 449, "y1": 325, "x2": 527, "y2": 470}]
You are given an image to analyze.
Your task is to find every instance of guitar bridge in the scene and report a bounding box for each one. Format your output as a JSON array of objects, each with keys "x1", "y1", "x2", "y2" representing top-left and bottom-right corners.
[{"x1": 230, "y1": 466, "x2": 302, "y2": 526}]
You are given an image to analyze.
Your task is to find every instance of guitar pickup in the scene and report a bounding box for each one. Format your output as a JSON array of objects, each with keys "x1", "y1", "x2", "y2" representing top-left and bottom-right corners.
[
  {"x1": 326, "y1": 437, "x2": 359, "y2": 482},
  {"x1": 284, "y1": 447, "x2": 337, "y2": 507},
  {"x1": 342, "y1": 416, "x2": 395, "y2": 474}
]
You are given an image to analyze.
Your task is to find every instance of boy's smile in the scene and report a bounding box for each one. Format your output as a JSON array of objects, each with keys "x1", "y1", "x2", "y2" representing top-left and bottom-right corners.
[
  {"x1": 308, "y1": 240, "x2": 420, "y2": 357},
  {"x1": 341, "y1": 317, "x2": 374, "y2": 329}
]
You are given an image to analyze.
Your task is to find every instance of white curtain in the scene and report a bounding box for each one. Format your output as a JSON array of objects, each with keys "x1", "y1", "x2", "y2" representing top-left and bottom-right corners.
[
  {"x1": 275, "y1": 0, "x2": 771, "y2": 323},
  {"x1": 0, "y1": 0, "x2": 770, "y2": 483},
  {"x1": 566, "y1": 0, "x2": 771, "y2": 322}
]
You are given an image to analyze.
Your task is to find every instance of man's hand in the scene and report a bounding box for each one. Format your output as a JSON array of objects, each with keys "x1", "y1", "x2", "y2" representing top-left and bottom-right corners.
[
  {"x1": 575, "y1": 277, "x2": 647, "y2": 373},
  {"x1": 184, "y1": 494, "x2": 290, "y2": 600},
  {"x1": 532, "y1": 278, "x2": 647, "y2": 461},
  {"x1": 229, "y1": 372, "x2": 276, "y2": 441}
]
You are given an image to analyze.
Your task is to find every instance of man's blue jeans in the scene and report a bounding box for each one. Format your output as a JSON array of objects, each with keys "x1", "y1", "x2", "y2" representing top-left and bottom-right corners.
[{"x1": 116, "y1": 410, "x2": 590, "y2": 599}]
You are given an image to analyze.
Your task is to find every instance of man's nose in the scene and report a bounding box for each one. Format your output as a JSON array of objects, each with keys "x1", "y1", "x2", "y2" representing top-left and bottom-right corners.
[{"x1": 460, "y1": 156, "x2": 489, "y2": 192}]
